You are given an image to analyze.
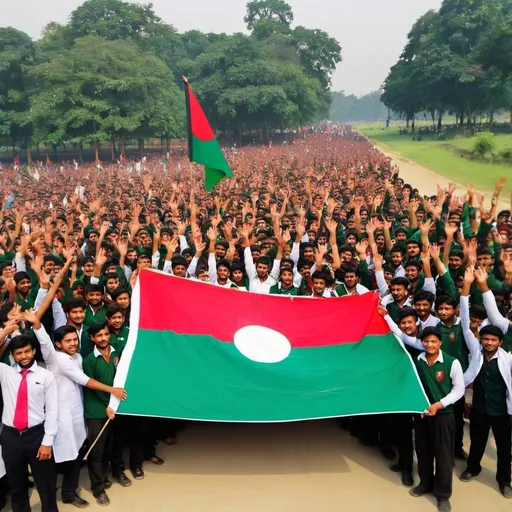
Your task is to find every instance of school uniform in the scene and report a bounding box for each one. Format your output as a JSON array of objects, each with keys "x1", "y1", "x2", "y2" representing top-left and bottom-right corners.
[
  {"x1": 269, "y1": 282, "x2": 301, "y2": 295},
  {"x1": 482, "y1": 290, "x2": 512, "y2": 353},
  {"x1": 460, "y1": 296, "x2": 512, "y2": 487},
  {"x1": 83, "y1": 345, "x2": 118, "y2": 497},
  {"x1": 84, "y1": 303, "x2": 107, "y2": 327},
  {"x1": 413, "y1": 351, "x2": 464, "y2": 500},
  {"x1": 35, "y1": 325, "x2": 89, "y2": 503},
  {"x1": 437, "y1": 318, "x2": 469, "y2": 456}
]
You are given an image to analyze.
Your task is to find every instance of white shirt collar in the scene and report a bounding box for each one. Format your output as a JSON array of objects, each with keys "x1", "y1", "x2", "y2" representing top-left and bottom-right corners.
[
  {"x1": 418, "y1": 351, "x2": 444, "y2": 364},
  {"x1": 93, "y1": 345, "x2": 115, "y2": 358}
]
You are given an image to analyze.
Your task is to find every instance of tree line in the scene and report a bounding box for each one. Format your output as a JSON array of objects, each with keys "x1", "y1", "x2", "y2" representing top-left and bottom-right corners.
[
  {"x1": 381, "y1": 0, "x2": 512, "y2": 132},
  {"x1": 0, "y1": 0, "x2": 342, "y2": 163},
  {"x1": 329, "y1": 91, "x2": 388, "y2": 123}
]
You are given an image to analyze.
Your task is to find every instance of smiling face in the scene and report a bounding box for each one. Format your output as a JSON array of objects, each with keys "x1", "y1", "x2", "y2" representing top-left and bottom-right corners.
[
  {"x1": 12, "y1": 344, "x2": 36, "y2": 369},
  {"x1": 421, "y1": 333, "x2": 442, "y2": 357}
]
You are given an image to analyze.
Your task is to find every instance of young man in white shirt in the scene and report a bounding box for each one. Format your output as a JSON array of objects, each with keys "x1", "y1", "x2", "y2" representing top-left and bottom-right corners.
[
  {"x1": 0, "y1": 332, "x2": 58, "y2": 512},
  {"x1": 459, "y1": 268, "x2": 512, "y2": 498}
]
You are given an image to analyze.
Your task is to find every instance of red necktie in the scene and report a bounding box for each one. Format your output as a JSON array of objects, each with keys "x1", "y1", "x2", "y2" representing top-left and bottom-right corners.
[{"x1": 13, "y1": 369, "x2": 30, "y2": 431}]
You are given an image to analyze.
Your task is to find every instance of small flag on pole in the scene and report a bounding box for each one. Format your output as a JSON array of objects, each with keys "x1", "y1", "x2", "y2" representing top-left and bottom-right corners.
[{"x1": 183, "y1": 77, "x2": 233, "y2": 191}]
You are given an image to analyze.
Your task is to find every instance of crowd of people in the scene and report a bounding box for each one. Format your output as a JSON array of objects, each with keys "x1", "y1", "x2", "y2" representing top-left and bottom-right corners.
[{"x1": 0, "y1": 126, "x2": 511, "y2": 512}]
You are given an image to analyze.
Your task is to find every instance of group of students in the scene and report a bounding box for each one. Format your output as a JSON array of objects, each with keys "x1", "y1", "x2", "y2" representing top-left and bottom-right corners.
[{"x1": 0, "y1": 127, "x2": 511, "y2": 511}]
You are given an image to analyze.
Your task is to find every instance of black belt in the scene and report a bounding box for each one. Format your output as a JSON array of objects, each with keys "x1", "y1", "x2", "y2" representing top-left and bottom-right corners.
[{"x1": 3, "y1": 423, "x2": 44, "y2": 436}]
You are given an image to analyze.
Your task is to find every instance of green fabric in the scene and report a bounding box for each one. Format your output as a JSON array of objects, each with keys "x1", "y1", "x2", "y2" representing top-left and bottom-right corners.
[
  {"x1": 190, "y1": 134, "x2": 233, "y2": 192},
  {"x1": 438, "y1": 272, "x2": 458, "y2": 301},
  {"x1": 414, "y1": 351, "x2": 457, "y2": 413},
  {"x1": 503, "y1": 325, "x2": 512, "y2": 354},
  {"x1": 80, "y1": 329, "x2": 94, "y2": 359},
  {"x1": 117, "y1": 330, "x2": 429, "y2": 421},
  {"x1": 470, "y1": 274, "x2": 503, "y2": 306},
  {"x1": 0, "y1": 250, "x2": 15, "y2": 263},
  {"x1": 109, "y1": 326, "x2": 129, "y2": 355},
  {"x1": 84, "y1": 304, "x2": 107, "y2": 327},
  {"x1": 83, "y1": 347, "x2": 117, "y2": 420},
  {"x1": 439, "y1": 322, "x2": 469, "y2": 371},
  {"x1": 269, "y1": 284, "x2": 301, "y2": 296},
  {"x1": 473, "y1": 357, "x2": 507, "y2": 416},
  {"x1": 386, "y1": 300, "x2": 408, "y2": 325}
]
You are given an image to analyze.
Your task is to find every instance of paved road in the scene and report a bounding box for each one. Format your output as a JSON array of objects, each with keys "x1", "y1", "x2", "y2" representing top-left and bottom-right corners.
[{"x1": 20, "y1": 419, "x2": 507, "y2": 512}]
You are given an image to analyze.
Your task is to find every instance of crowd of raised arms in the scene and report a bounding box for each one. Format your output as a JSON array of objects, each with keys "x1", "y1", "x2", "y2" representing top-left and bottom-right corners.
[{"x1": 0, "y1": 125, "x2": 511, "y2": 512}]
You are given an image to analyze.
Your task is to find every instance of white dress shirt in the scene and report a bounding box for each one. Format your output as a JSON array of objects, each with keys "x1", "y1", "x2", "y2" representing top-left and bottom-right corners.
[
  {"x1": 0, "y1": 351, "x2": 58, "y2": 446},
  {"x1": 244, "y1": 247, "x2": 279, "y2": 294},
  {"x1": 35, "y1": 325, "x2": 88, "y2": 462},
  {"x1": 460, "y1": 295, "x2": 512, "y2": 414}
]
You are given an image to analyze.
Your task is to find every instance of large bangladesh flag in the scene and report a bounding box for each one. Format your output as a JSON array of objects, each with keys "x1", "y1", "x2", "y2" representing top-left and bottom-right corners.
[
  {"x1": 184, "y1": 78, "x2": 233, "y2": 191},
  {"x1": 112, "y1": 271, "x2": 429, "y2": 421}
]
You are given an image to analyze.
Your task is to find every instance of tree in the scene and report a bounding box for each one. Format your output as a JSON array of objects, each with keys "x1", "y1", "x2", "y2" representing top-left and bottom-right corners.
[
  {"x1": 69, "y1": 0, "x2": 161, "y2": 42},
  {"x1": 291, "y1": 27, "x2": 342, "y2": 89},
  {"x1": 244, "y1": 0, "x2": 294, "y2": 30},
  {"x1": 0, "y1": 27, "x2": 34, "y2": 161},
  {"x1": 30, "y1": 36, "x2": 184, "y2": 161}
]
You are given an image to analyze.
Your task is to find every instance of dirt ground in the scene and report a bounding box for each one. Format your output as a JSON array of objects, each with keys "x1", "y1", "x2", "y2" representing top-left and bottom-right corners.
[
  {"x1": 372, "y1": 142, "x2": 510, "y2": 212},
  {"x1": 21, "y1": 419, "x2": 509, "y2": 512}
]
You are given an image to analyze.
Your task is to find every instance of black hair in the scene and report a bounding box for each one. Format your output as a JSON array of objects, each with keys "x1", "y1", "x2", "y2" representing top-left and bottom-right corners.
[
  {"x1": 435, "y1": 295, "x2": 458, "y2": 310},
  {"x1": 216, "y1": 259, "x2": 231, "y2": 271},
  {"x1": 87, "y1": 322, "x2": 109, "y2": 338},
  {"x1": 479, "y1": 324, "x2": 504, "y2": 341},
  {"x1": 397, "y1": 307, "x2": 418, "y2": 322},
  {"x1": 413, "y1": 290, "x2": 435, "y2": 305},
  {"x1": 86, "y1": 283, "x2": 104, "y2": 295},
  {"x1": 390, "y1": 277, "x2": 410, "y2": 288},
  {"x1": 405, "y1": 260, "x2": 422, "y2": 270},
  {"x1": 111, "y1": 288, "x2": 130, "y2": 301},
  {"x1": 390, "y1": 246, "x2": 404, "y2": 256},
  {"x1": 469, "y1": 305, "x2": 487, "y2": 321},
  {"x1": 10, "y1": 334, "x2": 36, "y2": 354},
  {"x1": 311, "y1": 270, "x2": 330, "y2": 282},
  {"x1": 63, "y1": 297, "x2": 87, "y2": 313},
  {"x1": 420, "y1": 326, "x2": 442, "y2": 341},
  {"x1": 106, "y1": 304, "x2": 123, "y2": 318},
  {"x1": 54, "y1": 325, "x2": 78, "y2": 343}
]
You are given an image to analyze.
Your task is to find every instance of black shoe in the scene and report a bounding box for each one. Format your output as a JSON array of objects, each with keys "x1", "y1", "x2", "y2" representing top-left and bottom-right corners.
[
  {"x1": 401, "y1": 471, "x2": 414, "y2": 487},
  {"x1": 94, "y1": 492, "x2": 110, "y2": 506},
  {"x1": 460, "y1": 470, "x2": 475, "y2": 482},
  {"x1": 389, "y1": 463, "x2": 401, "y2": 473},
  {"x1": 454, "y1": 449, "x2": 468, "y2": 461},
  {"x1": 62, "y1": 495, "x2": 90, "y2": 508},
  {"x1": 500, "y1": 484, "x2": 512, "y2": 498},
  {"x1": 114, "y1": 472, "x2": 132, "y2": 487},
  {"x1": 409, "y1": 484, "x2": 432, "y2": 497},
  {"x1": 104, "y1": 480, "x2": 112, "y2": 490},
  {"x1": 0, "y1": 497, "x2": 6, "y2": 511},
  {"x1": 380, "y1": 444, "x2": 396, "y2": 461},
  {"x1": 437, "y1": 498, "x2": 451, "y2": 511},
  {"x1": 131, "y1": 466, "x2": 145, "y2": 480}
]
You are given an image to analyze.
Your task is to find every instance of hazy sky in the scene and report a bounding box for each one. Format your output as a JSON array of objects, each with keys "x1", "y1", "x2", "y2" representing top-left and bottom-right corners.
[{"x1": 2, "y1": 0, "x2": 442, "y2": 95}]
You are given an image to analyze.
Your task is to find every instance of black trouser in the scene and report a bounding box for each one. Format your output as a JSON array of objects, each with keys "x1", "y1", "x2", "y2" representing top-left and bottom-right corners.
[
  {"x1": 467, "y1": 409, "x2": 512, "y2": 486},
  {"x1": 391, "y1": 414, "x2": 413, "y2": 472},
  {"x1": 355, "y1": 414, "x2": 392, "y2": 447},
  {"x1": 0, "y1": 424, "x2": 58, "y2": 512},
  {"x1": 86, "y1": 418, "x2": 113, "y2": 496},
  {"x1": 0, "y1": 475, "x2": 8, "y2": 510},
  {"x1": 57, "y1": 443, "x2": 87, "y2": 502},
  {"x1": 414, "y1": 413, "x2": 455, "y2": 500},
  {"x1": 111, "y1": 415, "x2": 146, "y2": 477},
  {"x1": 453, "y1": 397, "x2": 465, "y2": 454}
]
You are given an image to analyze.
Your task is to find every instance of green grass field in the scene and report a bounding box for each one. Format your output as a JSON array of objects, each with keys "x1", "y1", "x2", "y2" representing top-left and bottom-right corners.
[{"x1": 357, "y1": 123, "x2": 512, "y2": 192}]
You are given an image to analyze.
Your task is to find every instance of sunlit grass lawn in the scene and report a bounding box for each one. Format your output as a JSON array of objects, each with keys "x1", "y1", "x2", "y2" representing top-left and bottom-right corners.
[{"x1": 357, "y1": 123, "x2": 512, "y2": 192}]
